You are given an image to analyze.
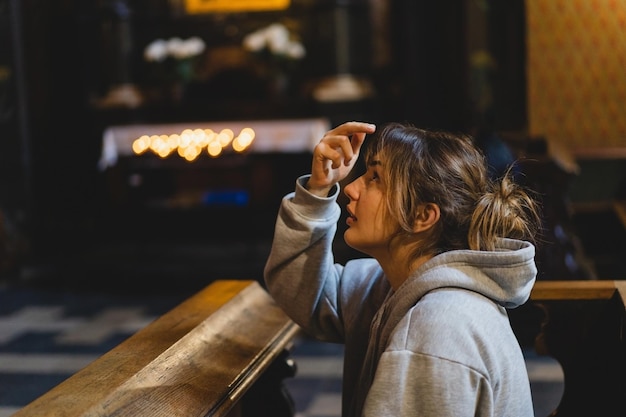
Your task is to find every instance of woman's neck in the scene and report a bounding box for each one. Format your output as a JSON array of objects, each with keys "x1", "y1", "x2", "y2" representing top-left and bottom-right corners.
[{"x1": 377, "y1": 249, "x2": 433, "y2": 290}]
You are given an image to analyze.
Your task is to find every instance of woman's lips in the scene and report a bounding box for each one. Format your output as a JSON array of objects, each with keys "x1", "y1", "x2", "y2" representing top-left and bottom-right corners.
[{"x1": 346, "y1": 208, "x2": 357, "y2": 226}]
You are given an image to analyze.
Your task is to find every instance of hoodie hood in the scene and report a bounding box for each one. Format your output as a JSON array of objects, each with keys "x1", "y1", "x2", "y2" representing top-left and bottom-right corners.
[
  {"x1": 403, "y1": 237, "x2": 537, "y2": 309},
  {"x1": 377, "y1": 237, "x2": 536, "y2": 362}
]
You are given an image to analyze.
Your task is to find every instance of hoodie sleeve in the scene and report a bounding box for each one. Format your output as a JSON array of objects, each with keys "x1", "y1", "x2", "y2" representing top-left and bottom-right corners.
[{"x1": 263, "y1": 175, "x2": 347, "y2": 342}]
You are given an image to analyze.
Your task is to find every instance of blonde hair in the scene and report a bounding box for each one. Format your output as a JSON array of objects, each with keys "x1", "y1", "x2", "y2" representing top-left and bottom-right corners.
[{"x1": 365, "y1": 122, "x2": 541, "y2": 259}]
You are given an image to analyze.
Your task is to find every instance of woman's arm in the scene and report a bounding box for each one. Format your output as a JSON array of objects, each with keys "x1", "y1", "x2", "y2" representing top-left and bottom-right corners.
[{"x1": 263, "y1": 175, "x2": 347, "y2": 341}]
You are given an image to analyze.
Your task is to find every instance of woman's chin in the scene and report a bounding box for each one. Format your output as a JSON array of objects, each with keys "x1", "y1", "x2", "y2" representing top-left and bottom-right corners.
[
  {"x1": 343, "y1": 230, "x2": 356, "y2": 248},
  {"x1": 343, "y1": 231, "x2": 363, "y2": 253}
]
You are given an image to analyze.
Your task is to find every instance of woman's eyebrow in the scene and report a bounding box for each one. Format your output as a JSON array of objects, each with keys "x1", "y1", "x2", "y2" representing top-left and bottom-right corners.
[{"x1": 367, "y1": 159, "x2": 382, "y2": 167}]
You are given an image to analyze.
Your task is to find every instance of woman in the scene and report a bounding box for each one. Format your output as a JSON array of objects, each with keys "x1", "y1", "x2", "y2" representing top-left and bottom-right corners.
[{"x1": 264, "y1": 121, "x2": 541, "y2": 416}]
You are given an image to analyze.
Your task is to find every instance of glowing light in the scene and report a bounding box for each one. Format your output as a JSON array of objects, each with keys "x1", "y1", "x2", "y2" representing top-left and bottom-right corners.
[
  {"x1": 132, "y1": 126, "x2": 255, "y2": 162},
  {"x1": 182, "y1": 145, "x2": 201, "y2": 161},
  {"x1": 207, "y1": 141, "x2": 223, "y2": 157},
  {"x1": 168, "y1": 134, "x2": 180, "y2": 149},
  {"x1": 132, "y1": 135, "x2": 151, "y2": 154},
  {"x1": 233, "y1": 127, "x2": 255, "y2": 152},
  {"x1": 216, "y1": 129, "x2": 234, "y2": 147}
]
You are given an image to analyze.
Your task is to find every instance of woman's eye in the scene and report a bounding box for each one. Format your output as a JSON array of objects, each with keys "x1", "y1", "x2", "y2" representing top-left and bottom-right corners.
[{"x1": 369, "y1": 171, "x2": 379, "y2": 182}]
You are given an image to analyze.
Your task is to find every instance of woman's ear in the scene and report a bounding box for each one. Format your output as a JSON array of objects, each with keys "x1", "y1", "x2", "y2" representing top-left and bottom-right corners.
[{"x1": 413, "y1": 203, "x2": 440, "y2": 233}]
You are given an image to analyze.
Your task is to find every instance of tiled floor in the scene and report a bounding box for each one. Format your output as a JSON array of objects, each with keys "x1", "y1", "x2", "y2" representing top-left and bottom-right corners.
[
  {"x1": 0, "y1": 281, "x2": 190, "y2": 416},
  {"x1": 0, "y1": 280, "x2": 564, "y2": 417}
]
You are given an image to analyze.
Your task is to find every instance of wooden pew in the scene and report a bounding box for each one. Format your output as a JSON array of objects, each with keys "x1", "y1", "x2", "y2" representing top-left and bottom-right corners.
[
  {"x1": 13, "y1": 280, "x2": 301, "y2": 417},
  {"x1": 516, "y1": 280, "x2": 626, "y2": 417},
  {"x1": 14, "y1": 278, "x2": 625, "y2": 416}
]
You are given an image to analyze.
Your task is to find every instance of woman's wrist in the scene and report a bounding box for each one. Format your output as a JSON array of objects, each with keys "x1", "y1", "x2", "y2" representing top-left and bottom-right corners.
[{"x1": 305, "y1": 178, "x2": 335, "y2": 198}]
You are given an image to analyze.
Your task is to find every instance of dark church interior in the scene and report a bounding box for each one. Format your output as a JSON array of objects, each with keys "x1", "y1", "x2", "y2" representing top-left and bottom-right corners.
[{"x1": 1, "y1": 0, "x2": 625, "y2": 415}]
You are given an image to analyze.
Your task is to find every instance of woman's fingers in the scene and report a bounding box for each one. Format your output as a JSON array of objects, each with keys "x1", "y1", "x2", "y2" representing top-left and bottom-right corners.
[
  {"x1": 320, "y1": 122, "x2": 376, "y2": 166},
  {"x1": 307, "y1": 122, "x2": 376, "y2": 195}
]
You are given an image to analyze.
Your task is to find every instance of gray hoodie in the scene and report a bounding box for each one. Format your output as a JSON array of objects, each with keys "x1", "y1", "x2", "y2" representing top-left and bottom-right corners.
[{"x1": 264, "y1": 176, "x2": 536, "y2": 417}]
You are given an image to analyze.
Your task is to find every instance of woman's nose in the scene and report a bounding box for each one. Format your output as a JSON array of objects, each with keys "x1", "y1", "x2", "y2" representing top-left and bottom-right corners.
[{"x1": 344, "y1": 179, "x2": 359, "y2": 200}]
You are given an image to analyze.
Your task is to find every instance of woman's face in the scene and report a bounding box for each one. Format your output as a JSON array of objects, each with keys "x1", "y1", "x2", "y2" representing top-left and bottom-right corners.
[{"x1": 343, "y1": 156, "x2": 398, "y2": 258}]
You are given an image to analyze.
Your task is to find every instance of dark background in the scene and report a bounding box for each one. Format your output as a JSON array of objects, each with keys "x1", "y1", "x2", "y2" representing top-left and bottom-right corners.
[{"x1": 3, "y1": 0, "x2": 576, "y2": 291}]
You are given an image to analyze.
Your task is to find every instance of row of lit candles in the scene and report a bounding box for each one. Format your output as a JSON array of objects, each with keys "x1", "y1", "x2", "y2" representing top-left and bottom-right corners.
[{"x1": 132, "y1": 127, "x2": 256, "y2": 161}]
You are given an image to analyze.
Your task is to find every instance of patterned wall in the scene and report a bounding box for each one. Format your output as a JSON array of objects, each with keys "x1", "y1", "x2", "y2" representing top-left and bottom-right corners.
[{"x1": 526, "y1": 0, "x2": 626, "y2": 150}]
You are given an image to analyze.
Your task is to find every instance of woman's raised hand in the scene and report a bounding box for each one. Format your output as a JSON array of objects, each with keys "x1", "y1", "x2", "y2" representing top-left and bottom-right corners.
[{"x1": 306, "y1": 121, "x2": 376, "y2": 197}]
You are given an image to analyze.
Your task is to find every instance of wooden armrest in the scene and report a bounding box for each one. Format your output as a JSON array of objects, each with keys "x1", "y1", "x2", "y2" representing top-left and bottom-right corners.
[{"x1": 531, "y1": 280, "x2": 626, "y2": 301}]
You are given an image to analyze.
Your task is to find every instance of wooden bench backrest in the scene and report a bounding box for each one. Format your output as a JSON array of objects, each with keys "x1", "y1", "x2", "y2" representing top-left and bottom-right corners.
[{"x1": 521, "y1": 280, "x2": 626, "y2": 417}]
